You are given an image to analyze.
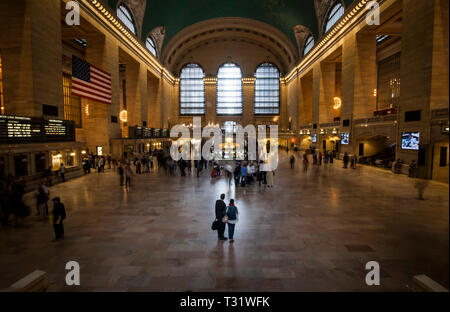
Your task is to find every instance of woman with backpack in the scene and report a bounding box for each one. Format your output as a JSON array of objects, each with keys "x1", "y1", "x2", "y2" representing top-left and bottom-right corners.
[{"x1": 226, "y1": 199, "x2": 239, "y2": 243}]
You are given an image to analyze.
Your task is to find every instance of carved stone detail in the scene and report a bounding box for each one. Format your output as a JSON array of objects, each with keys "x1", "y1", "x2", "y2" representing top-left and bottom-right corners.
[
  {"x1": 293, "y1": 25, "x2": 313, "y2": 57},
  {"x1": 149, "y1": 26, "x2": 166, "y2": 59},
  {"x1": 117, "y1": 0, "x2": 146, "y2": 38},
  {"x1": 314, "y1": 0, "x2": 344, "y2": 38}
]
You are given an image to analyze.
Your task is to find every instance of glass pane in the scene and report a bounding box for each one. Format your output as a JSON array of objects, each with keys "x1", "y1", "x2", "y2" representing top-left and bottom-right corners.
[
  {"x1": 117, "y1": 5, "x2": 136, "y2": 35},
  {"x1": 254, "y1": 63, "x2": 280, "y2": 115},
  {"x1": 325, "y1": 3, "x2": 344, "y2": 34},
  {"x1": 217, "y1": 63, "x2": 242, "y2": 115},
  {"x1": 180, "y1": 64, "x2": 205, "y2": 115}
]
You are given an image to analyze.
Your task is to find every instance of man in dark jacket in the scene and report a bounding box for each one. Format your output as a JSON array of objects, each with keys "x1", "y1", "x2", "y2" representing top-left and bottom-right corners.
[
  {"x1": 51, "y1": 197, "x2": 66, "y2": 241},
  {"x1": 215, "y1": 194, "x2": 227, "y2": 240}
]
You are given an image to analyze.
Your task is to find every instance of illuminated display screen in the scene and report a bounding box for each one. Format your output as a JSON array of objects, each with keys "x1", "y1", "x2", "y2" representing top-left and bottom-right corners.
[
  {"x1": 402, "y1": 132, "x2": 420, "y2": 150},
  {"x1": 0, "y1": 115, "x2": 74, "y2": 144},
  {"x1": 341, "y1": 133, "x2": 350, "y2": 145}
]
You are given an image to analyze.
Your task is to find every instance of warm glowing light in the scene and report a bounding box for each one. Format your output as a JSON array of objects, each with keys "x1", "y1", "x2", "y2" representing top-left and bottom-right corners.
[
  {"x1": 373, "y1": 89, "x2": 377, "y2": 97},
  {"x1": 70, "y1": 152, "x2": 76, "y2": 156},
  {"x1": 119, "y1": 110, "x2": 128, "y2": 122},
  {"x1": 81, "y1": 150, "x2": 87, "y2": 155},
  {"x1": 85, "y1": 103, "x2": 89, "y2": 116},
  {"x1": 333, "y1": 97, "x2": 342, "y2": 110}
]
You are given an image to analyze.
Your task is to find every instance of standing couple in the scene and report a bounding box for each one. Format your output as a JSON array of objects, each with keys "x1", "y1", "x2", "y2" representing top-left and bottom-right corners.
[{"x1": 215, "y1": 194, "x2": 239, "y2": 243}]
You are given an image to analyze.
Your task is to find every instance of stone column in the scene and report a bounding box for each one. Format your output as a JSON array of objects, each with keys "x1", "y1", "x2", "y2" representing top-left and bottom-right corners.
[
  {"x1": 0, "y1": 0, "x2": 63, "y2": 117},
  {"x1": 147, "y1": 73, "x2": 160, "y2": 128},
  {"x1": 312, "y1": 63, "x2": 321, "y2": 148},
  {"x1": 299, "y1": 74, "x2": 313, "y2": 127},
  {"x1": 397, "y1": 0, "x2": 448, "y2": 178},
  {"x1": 85, "y1": 32, "x2": 120, "y2": 154},
  {"x1": 242, "y1": 82, "x2": 254, "y2": 126},
  {"x1": 319, "y1": 61, "x2": 336, "y2": 125},
  {"x1": 205, "y1": 82, "x2": 216, "y2": 125},
  {"x1": 341, "y1": 31, "x2": 377, "y2": 155}
]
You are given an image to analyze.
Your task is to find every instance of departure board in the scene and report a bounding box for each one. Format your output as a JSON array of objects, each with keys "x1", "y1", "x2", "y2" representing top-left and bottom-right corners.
[{"x1": 0, "y1": 115, "x2": 75, "y2": 144}]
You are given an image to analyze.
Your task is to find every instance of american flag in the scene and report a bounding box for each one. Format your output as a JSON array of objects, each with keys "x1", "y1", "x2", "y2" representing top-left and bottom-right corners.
[{"x1": 71, "y1": 55, "x2": 111, "y2": 104}]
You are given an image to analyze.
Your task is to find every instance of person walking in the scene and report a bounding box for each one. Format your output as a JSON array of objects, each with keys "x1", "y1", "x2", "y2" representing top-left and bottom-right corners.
[
  {"x1": 351, "y1": 155, "x2": 358, "y2": 169},
  {"x1": 118, "y1": 163, "x2": 124, "y2": 186},
  {"x1": 266, "y1": 170, "x2": 274, "y2": 188},
  {"x1": 215, "y1": 194, "x2": 227, "y2": 240},
  {"x1": 124, "y1": 163, "x2": 134, "y2": 190},
  {"x1": 343, "y1": 153, "x2": 350, "y2": 169},
  {"x1": 50, "y1": 197, "x2": 66, "y2": 241},
  {"x1": 240, "y1": 163, "x2": 248, "y2": 187},
  {"x1": 319, "y1": 152, "x2": 323, "y2": 166},
  {"x1": 303, "y1": 154, "x2": 309, "y2": 172},
  {"x1": 290, "y1": 155, "x2": 296, "y2": 169},
  {"x1": 36, "y1": 182, "x2": 50, "y2": 217},
  {"x1": 59, "y1": 163, "x2": 65, "y2": 182},
  {"x1": 226, "y1": 199, "x2": 239, "y2": 243}
]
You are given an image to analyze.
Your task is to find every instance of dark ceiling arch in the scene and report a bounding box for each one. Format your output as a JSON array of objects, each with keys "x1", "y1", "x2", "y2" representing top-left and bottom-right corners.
[{"x1": 107, "y1": 0, "x2": 355, "y2": 53}]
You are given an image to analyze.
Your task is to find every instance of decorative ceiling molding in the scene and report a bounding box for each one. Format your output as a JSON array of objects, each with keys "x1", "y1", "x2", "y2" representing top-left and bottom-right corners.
[
  {"x1": 116, "y1": 0, "x2": 146, "y2": 38},
  {"x1": 162, "y1": 17, "x2": 299, "y2": 76},
  {"x1": 149, "y1": 26, "x2": 165, "y2": 59},
  {"x1": 293, "y1": 25, "x2": 314, "y2": 58}
]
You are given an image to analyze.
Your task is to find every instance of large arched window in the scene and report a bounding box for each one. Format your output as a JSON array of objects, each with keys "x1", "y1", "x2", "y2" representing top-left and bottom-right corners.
[
  {"x1": 303, "y1": 35, "x2": 315, "y2": 56},
  {"x1": 217, "y1": 63, "x2": 242, "y2": 115},
  {"x1": 254, "y1": 63, "x2": 280, "y2": 115},
  {"x1": 117, "y1": 4, "x2": 136, "y2": 35},
  {"x1": 146, "y1": 36, "x2": 157, "y2": 57},
  {"x1": 179, "y1": 64, "x2": 205, "y2": 115},
  {"x1": 324, "y1": 2, "x2": 344, "y2": 34}
]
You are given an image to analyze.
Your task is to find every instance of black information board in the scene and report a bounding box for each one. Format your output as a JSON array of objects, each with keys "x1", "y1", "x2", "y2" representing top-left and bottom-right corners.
[
  {"x1": 0, "y1": 115, "x2": 75, "y2": 144},
  {"x1": 128, "y1": 126, "x2": 170, "y2": 139}
]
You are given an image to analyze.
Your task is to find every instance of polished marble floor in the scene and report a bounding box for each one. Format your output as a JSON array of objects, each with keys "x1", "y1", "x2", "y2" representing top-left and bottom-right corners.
[{"x1": 0, "y1": 152, "x2": 448, "y2": 292}]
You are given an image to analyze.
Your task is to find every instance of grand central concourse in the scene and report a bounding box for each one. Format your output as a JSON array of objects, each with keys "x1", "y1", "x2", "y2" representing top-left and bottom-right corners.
[{"x1": 0, "y1": 0, "x2": 448, "y2": 292}]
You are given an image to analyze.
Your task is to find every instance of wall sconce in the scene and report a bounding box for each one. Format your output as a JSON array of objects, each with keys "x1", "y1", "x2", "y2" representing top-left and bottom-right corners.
[
  {"x1": 120, "y1": 110, "x2": 128, "y2": 123},
  {"x1": 333, "y1": 97, "x2": 342, "y2": 110}
]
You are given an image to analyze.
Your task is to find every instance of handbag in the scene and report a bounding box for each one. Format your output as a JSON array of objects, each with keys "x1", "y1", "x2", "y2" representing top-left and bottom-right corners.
[
  {"x1": 222, "y1": 207, "x2": 229, "y2": 223},
  {"x1": 211, "y1": 220, "x2": 219, "y2": 231}
]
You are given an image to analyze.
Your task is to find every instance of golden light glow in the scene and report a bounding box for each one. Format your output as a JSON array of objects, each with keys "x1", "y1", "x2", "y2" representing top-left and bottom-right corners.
[
  {"x1": 333, "y1": 97, "x2": 342, "y2": 110},
  {"x1": 373, "y1": 89, "x2": 377, "y2": 97},
  {"x1": 119, "y1": 110, "x2": 128, "y2": 123}
]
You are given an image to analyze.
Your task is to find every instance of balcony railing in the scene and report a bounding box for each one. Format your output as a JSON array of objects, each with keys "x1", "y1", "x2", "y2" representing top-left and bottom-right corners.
[
  {"x1": 354, "y1": 114, "x2": 397, "y2": 125},
  {"x1": 0, "y1": 115, "x2": 75, "y2": 144}
]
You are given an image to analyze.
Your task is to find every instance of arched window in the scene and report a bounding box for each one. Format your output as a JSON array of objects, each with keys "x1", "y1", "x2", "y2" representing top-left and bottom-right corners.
[
  {"x1": 217, "y1": 63, "x2": 242, "y2": 115},
  {"x1": 146, "y1": 36, "x2": 157, "y2": 57},
  {"x1": 180, "y1": 64, "x2": 205, "y2": 115},
  {"x1": 324, "y1": 2, "x2": 344, "y2": 34},
  {"x1": 303, "y1": 35, "x2": 315, "y2": 56},
  {"x1": 117, "y1": 3, "x2": 136, "y2": 35},
  {"x1": 254, "y1": 63, "x2": 280, "y2": 115}
]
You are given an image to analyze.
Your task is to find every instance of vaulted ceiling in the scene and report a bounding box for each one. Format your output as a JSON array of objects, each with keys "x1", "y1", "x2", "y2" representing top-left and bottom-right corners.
[{"x1": 107, "y1": 0, "x2": 354, "y2": 49}]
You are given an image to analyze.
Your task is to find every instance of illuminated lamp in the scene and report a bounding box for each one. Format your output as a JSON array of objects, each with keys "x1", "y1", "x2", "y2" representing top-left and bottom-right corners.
[
  {"x1": 333, "y1": 97, "x2": 342, "y2": 110},
  {"x1": 119, "y1": 110, "x2": 128, "y2": 122}
]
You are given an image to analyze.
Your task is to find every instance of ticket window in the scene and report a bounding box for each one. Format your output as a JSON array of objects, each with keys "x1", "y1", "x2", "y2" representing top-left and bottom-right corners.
[
  {"x1": 14, "y1": 154, "x2": 29, "y2": 177},
  {"x1": 51, "y1": 152, "x2": 63, "y2": 171},
  {"x1": 65, "y1": 150, "x2": 77, "y2": 167},
  {"x1": 35, "y1": 152, "x2": 47, "y2": 173}
]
